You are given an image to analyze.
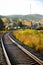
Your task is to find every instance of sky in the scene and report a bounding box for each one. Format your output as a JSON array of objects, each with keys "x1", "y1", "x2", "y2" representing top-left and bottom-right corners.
[{"x1": 0, "y1": 0, "x2": 43, "y2": 15}]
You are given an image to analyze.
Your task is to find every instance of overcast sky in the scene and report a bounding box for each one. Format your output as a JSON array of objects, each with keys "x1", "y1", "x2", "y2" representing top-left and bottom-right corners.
[{"x1": 0, "y1": 0, "x2": 43, "y2": 15}]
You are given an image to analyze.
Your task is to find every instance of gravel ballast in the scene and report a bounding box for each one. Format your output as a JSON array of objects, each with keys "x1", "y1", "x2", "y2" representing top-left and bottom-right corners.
[{"x1": 0, "y1": 34, "x2": 7, "y2": 65}]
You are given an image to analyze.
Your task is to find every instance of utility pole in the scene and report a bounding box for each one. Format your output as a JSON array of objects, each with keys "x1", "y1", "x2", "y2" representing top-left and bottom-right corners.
[
  {"x1": 30, "y1": 4, "x2": 31, "y2": 14},
  {"x1": 30, "y1": 4, "x2": 32, "y2": 29}
]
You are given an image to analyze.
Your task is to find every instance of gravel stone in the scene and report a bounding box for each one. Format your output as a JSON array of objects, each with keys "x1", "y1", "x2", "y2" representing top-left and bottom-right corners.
[{"x1": 0, "y1": 33, "x2": 7, "y2": 65}]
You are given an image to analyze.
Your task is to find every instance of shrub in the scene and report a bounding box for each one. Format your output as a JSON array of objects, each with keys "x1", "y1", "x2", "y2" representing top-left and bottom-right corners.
[{"x1": 12, "y1": 29, "x2": 43, "y2": 54}]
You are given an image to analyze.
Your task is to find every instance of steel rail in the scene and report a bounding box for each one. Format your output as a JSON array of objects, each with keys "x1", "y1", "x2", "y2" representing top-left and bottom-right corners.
[{"x1": 1, "y1": 34, "x2": 11, "y2": 65}]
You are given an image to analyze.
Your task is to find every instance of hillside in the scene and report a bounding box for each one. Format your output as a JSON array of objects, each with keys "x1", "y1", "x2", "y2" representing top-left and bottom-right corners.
[
  {"x1": 0, "y1": 15, "x2": 5, "y2": 18},
  {"x1": 6, "y1": 14, "x2": 43, "y2": 22},
  {"x1": 0, "y1": 14, "x2": 43, "y2": 22},
  {"x1": 1, "y1": 18, "x2": 9, "y2": 23}
]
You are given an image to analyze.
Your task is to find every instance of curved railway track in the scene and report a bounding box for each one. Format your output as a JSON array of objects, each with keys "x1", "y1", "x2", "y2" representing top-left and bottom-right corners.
[{"x1": 1, "y1": 32, "x2": 43, "y2": 65}]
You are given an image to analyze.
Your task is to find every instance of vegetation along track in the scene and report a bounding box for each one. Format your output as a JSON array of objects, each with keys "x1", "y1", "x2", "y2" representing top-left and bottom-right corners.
[{"x1": 1, "y1": 32, "x2": 42, "y2": 65}]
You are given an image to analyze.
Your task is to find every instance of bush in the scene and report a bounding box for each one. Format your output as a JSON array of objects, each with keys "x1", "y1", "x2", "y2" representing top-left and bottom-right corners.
[{"x1": 12, "y1": 29, "x2": 43, "y2": 54}]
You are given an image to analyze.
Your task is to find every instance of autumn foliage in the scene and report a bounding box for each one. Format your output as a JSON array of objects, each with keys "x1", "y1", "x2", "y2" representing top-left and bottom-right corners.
[{"x1": 12, "y1": 29, "x2": 43, "y2": 54}]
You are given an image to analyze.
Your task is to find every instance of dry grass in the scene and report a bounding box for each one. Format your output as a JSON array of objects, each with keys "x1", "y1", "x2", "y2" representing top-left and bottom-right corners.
[{"x1": 12, "y1": 29, "x2": 43, "y2": 54}]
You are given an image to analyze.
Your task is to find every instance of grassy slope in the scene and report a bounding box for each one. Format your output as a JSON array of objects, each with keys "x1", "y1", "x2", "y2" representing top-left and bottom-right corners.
[{"x1": 12, "y1": 29, "x2": 43, "y2": 54}]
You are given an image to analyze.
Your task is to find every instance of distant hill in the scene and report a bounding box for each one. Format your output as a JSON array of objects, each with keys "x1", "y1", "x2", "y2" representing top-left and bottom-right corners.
[
  {"x1": 6, "y1": 14, "x2": 43, "y2": 22},
  {"x1": 0, "y1": 14, "x2": 43, "y2": 22},
  {"x1": 0, "y1": 15, "x2": 5, "y2": 18}
]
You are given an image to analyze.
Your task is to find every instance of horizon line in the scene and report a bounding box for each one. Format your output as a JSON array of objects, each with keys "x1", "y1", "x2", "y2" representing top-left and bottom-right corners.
[{"x1": 0, "y1": 13, "x2": 43, "y2": 16}]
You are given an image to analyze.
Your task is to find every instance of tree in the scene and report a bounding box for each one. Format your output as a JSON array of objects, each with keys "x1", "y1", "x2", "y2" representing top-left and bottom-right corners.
[
  {"x1": 0, "y1": 18, "x2": 5, "y2": 30},
  {"x1": 18, "y1": 22, "x2": 22, "y2": 27},
  {"x1": 17, "y1": 18, "x2": 22, "y2": 27}
]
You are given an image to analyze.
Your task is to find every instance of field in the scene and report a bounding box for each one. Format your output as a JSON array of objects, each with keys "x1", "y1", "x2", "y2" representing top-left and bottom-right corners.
[{"x1": 12, "y1": 29, "x2": 43, "y2": 54}]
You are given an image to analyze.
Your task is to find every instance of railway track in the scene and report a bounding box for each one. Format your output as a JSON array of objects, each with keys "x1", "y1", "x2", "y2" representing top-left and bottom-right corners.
[{"x1": 1, "y1": 32, "x2": 43, "y2": 65}]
